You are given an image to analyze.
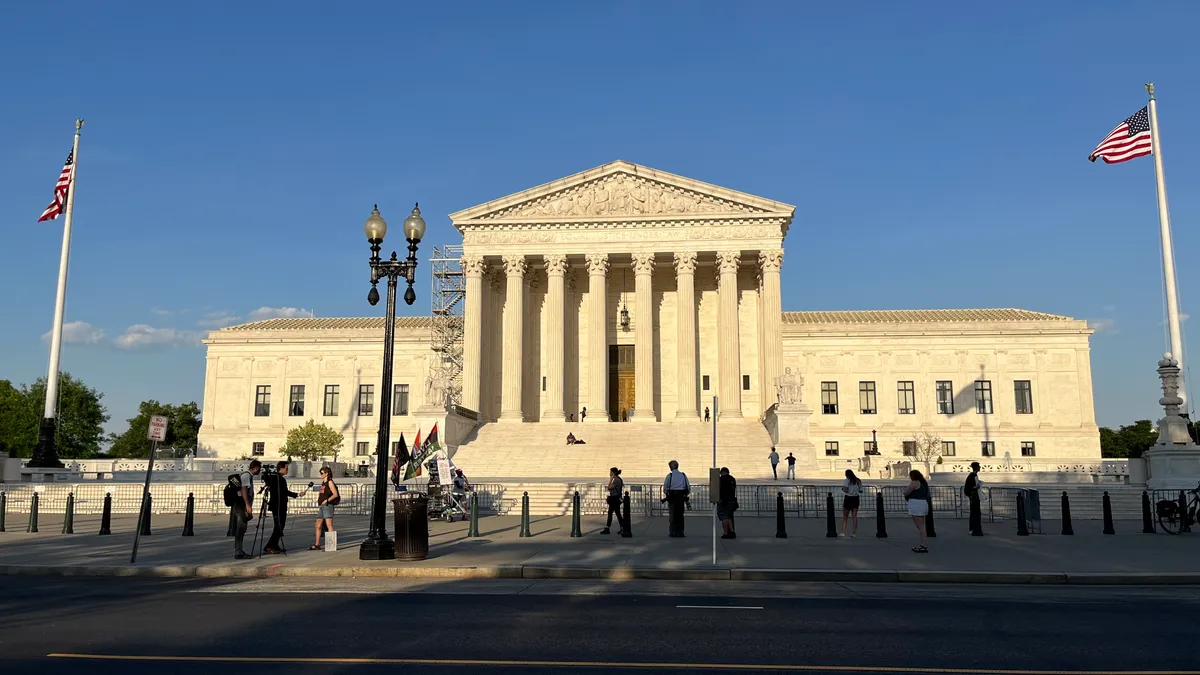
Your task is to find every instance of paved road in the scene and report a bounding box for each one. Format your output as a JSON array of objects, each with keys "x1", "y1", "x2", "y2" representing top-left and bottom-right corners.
[{"x1": 2, "y1": 577, "x2": 1199, "y2": 674}]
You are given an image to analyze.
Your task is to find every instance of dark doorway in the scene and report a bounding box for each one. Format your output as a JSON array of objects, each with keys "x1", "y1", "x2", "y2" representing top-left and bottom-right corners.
[{"x1": 608, "y1": 345, "x2": 634, "y2": 422}]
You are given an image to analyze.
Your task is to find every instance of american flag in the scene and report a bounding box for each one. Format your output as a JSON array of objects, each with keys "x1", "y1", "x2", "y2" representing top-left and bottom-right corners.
[
  {"x1": 38, "y1": 151, "x2": 74, "y2": 222},
  {"x1": 1089, "y1": 107, "x2": 1152, "y2": 164}
]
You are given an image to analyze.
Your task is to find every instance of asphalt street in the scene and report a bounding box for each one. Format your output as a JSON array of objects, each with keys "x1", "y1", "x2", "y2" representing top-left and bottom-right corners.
[{"x1": 2, "y1": 577, "x2": 1199, "y2": 674}]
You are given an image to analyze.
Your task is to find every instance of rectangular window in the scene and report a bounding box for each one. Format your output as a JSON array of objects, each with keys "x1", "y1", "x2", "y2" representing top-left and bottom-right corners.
[
  {"x1": 825, "y1": 441, "x2": 839, "y2": 456},
  {"x1": 251, "y1": 442, "x2": 265, "y2": 456},
  {"x1": 864, "y1": 441, "x2": 876, "y2": 455},
  {"x1": 897, "y1": 381, "x2": 916, "y2": 415},
  {"x1": 936, "y1": 381, "x2": 954, "y2": 415},
  {"x1": 742, "y1": 374, "x2": 751, "y2": 391},
  {"x1": 859, "y1": 381, "x2": 877, "y2": 414},
  {"x1": 981, "y1": 441, "x2": 996, "y2": 457},
  {"x1": 393, "y1": 384, "x2": 409, "y2": 416},
  {"x1": 821, "y1": 382, "x2": 839, "y2": 414},
  {"x1": 289, "y1": 385, "x2": 305, "y2": 417},
  {"x1": 902, "y1": 440, "x2": 916, "y2": 457},
  {"x1": 1015, "y1": 380, "x2": 1033, "y2": 415},
  {"x1": 358, "y1": 385, "x2": 375, "y2": 416},
  {"x1": 355, "y1": 441, "x2": 370, "y2": 456},
  {"x1": 542, "y1": 376, "x2": 546, "y2": 392},
  {"x1": 391, "y1": 440, "x2": 402, "y2": 455},
  {"x1": 942, "y1": 441, "x2": 956, "y2": 457},
  {"x1": 702, "y1": 375, "x2": 710, "y2": 391},
  {"x1": 254, "y1": 385, "x2": 271, "y2": 417},
  {"x1": 1021, "y1": 441, "x2": 1036, "y2": 457},
  {"x1": 974, "y1": 380, "x2": 993, "y2": 414},
  {"x1": 323, "y1": 385, "x2": 339, "y2": 417}
]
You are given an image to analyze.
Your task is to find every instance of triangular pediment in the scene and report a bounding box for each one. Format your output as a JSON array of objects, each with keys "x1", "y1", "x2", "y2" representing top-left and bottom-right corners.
[{"x1": 451, "y1": 160, "x2": 794, "y2": 227}]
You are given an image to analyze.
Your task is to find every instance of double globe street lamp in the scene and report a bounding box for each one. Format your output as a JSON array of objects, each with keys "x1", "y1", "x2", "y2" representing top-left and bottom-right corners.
[{"x1": 359, "y1": 203, "x2": 426, "y2": 561}]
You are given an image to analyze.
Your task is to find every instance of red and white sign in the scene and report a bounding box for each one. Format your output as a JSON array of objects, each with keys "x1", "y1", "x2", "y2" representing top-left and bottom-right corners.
[{"x1": 147, "y1": 415, "x2": 169, "y2": 442}]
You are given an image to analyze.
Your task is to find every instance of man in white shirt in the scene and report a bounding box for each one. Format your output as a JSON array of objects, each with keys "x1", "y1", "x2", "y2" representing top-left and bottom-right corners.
[
  {"x1": 768, "y1": 448, "x2": 780, "y2": 480},
  {"x1": 662, "y1": 460, "x2": 690, "y2": 537}
]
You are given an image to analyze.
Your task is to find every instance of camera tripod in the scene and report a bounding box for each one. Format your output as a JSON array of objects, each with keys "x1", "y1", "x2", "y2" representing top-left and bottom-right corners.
[{"x1": 249, "y1": 485, "x2": 288, "y2": 558}]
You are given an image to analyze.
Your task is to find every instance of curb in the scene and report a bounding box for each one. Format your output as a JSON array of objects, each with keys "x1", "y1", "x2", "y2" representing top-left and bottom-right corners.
[{"x1": 2, "y1": 564, "x2": 1199, "y2": 585}]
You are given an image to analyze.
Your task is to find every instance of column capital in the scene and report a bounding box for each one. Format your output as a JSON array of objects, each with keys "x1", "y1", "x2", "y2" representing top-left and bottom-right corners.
[
  {"x1": 585, "y1": 253, "x2": 609, "y2": 276},
  {"x1": 759, "y1": 249, "x2": 784, "y2": 272},
  {"x1": 462, "y1": 255, "x2": 486, "y2": 277},
  {"x1": 631, "y1": 252, "x2": 655, "y2": 276},
  {"x1": 545, "y1": 254, "x2": 568, "y2": 276},
  {"x1": 502, "y1": 255, "x2": 528, "y2": 277},
  {"x1": 673, "y1": 251, "x2": 698, "y2": 275},
  {"x1": 716, "y1": 250, "x2": 741, "y2": 275}
]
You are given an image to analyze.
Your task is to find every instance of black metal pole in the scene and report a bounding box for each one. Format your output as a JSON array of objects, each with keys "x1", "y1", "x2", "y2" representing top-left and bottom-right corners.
[
  {"x1": 360, "y1": 270, "x2": 398, "y2": 561},
  {"x1": 1060, "y1": 491, "x2": 1073, "y2": 535},
  {"x1": 1142, "y1": 491, "x2": 1154, "y2": 534},
  {"x1": 1102, "y1": 491, "x2": 1115, "y2": 535},
  {"x1": 875, "y1": 491, "x2": 887, "y2": 538},
  {"x1": 775, "y1": 491, "x2": 787, "y2": 538}
]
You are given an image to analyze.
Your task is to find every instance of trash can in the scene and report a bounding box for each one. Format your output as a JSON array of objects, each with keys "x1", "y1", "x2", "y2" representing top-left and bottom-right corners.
[{"x1": 392, "y1": 493, "x2": 429, "y2": 561}]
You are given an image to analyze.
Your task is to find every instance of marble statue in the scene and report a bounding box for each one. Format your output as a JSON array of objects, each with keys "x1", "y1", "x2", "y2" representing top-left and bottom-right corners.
[{"x1": 776, "y1": 367, "x2": 803, "y2": 406}]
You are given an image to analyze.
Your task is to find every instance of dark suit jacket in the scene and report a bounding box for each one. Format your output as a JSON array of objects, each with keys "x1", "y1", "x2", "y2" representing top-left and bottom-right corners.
[{"x1": 264, "y1": 473, "x2": 298, "y2": 514}]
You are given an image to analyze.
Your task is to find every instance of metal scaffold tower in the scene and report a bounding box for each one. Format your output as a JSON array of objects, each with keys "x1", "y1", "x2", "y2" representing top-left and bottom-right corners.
[{"x1": 429, "y1": 244, "x2": 465, "y2": 405}]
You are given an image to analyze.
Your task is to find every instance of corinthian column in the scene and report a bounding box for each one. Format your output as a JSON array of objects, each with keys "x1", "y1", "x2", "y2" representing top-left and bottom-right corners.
[
  {"x1": 585, "y1": 253, "x2": 609, "y2": 423},
  {"x1": 759, "y1": 249, "x2": 784, "y2": 414},
  {"x1": 716, "y1": 250, "x2": 742, "y2": 420},
  {"x1": 674, "y1": 252, "x2": 699, "y2": 419},
  {"x1": 461, "y1": 255, "x2": 486, "y2": 415},
  {"x1": 500, "y1": 255, "x2": 527, "y2": 422},
  {"x1": 543, "y1": 254, "x2": 568, "y2": 421},
  {"x1": 632, "y1": 252, "x2": 656, "y2": 422}
]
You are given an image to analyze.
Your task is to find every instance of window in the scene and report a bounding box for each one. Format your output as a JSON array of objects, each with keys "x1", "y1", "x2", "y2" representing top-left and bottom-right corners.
[
  {"x1": 742, "y1": 374, "x2": 751, "y2": 391},
  {"x1": 251, "y1": 442, "x2": 265, "y2": 456},
  {"x1": 254, "y1": 385, "x2": 271, "y2": 417},
  {"x1": 974, "y1": 380, "x2": 993, "y2": 414},
  {"x1": 897, "y1": 381, "x2": 916, "y2": 415},
  {"x1": 289, "y1": 385, "x2": 305, "y2": 417},
  {"x1": 981, "y1": 441, "x2": 996, "y2": 457},
  {"x1": 323, "y1": 385, "x2": 339, "y2": 417},
  {"x1": 936, "y1": 381, "x2": 954, "y2": 414},
  {"x1": 942, "y1": 441, "x2": 956, "y2": 457},
  {"x1": 1021, "y1": 441, "x2": 1036, "y2": 457},
  {"x1": 859, "y1": 381, "x2": 877, "y2": 414},
  {"x1": 391, "y1": 441, "x2": 403, "y2": 455},
  {"x1": 358, "y1": 385, "x2": 375, "y2": 416},
  {"x1": 542, "y1": 376, "x2": 546, "y2": 392},
  {"x1": 902, "y1": 440, "x2": 916, "y2": 457},
  {"x1": 1015, "y1": 380, "x2": 1033, "y2": 414},
  {"x1": 821, "y1": 382, "x2": 839, "y2": 414},
  {"x1": 355, "y1": 441, "x2": 370, "y2": 456},
  {"x1": 393, "y1": 384, "x2": 409, "y2": 416},
  {"x1": 863, "y1": 441, "x2": 876, "y2": 455},
  {"x1": 825, "y1": 441, "x2": 839, "y2": 456},
  {"x1": 702, "y1": 375, "x2": 710, "y2": 391}
]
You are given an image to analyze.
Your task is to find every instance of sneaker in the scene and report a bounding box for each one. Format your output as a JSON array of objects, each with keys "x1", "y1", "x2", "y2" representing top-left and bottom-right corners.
[
  {"x1": 234, "y1": 552, "x2": 251, "y2": 560},
  {"x1": 851, "y1": 534, "x2": 857, "y2": 538},
  {"x1": 721, "y1": 533, "x2": 734, "y2": 539},
  {"x1": 600, "y1": 528, "x2": 611, "y2": 535}
]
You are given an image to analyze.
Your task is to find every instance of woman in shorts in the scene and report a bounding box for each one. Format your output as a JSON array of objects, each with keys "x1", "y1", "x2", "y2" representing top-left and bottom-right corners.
[
  {"x1": 840, "y1": 469, "x2": 862, "y2": 537},
  {"x1": 904, "y1": 469, "x2": 930, "y2": 553},
  {"x1": 311, "y1": 466, "x2": 340, "y2": 550}
]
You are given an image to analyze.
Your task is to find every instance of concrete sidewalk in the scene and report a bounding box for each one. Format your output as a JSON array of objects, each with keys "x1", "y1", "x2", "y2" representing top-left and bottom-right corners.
[{"x1": 1, "y1": 512, "x2": 1198, "y2": 584}]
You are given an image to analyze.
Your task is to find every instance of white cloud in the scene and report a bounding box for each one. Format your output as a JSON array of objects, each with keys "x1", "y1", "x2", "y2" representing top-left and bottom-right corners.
[
  {"x1": 246, "y1": 306, "x2": 314, "y2": 321},
  {"x1": 41, "y1": 321, "x2": 106, "y2": 345},
  {"x1": 196, "y1": 311, "x2": 240, "y2": 329},
  {"x1": 1088, "y1": 318, "x2": 1118, "y2": 334},
  {"x1": 114, "y1": 324, "x2": 202, "y2": 350},
  {"x1": 151, "y1": 308, "x2": 175, "y2": 317}
]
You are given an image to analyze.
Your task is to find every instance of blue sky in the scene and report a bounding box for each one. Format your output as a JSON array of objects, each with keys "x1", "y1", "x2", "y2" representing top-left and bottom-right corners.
[{"x1": 2, "y1": 1, "x2": 1198, "y2": 435}]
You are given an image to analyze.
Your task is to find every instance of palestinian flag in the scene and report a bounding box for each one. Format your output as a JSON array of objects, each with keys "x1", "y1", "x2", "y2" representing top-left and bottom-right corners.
[
  {"x1": 405, "y1": 422, "x2": 440, "y2": 481},
  {"x1": 390, "y1": 433, "x2": 410, "y2": 486}
]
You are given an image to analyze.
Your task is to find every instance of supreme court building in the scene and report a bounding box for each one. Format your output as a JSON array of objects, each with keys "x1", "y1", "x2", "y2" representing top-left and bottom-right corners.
[{"x1": 199, "y1": 161, "x2": 1101, "y2": 479}]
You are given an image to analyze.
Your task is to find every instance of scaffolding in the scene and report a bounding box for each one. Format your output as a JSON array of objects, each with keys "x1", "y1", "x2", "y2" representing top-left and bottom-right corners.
[{"x1": 429, "y1": 244, "x2": 465, "y2": 405}]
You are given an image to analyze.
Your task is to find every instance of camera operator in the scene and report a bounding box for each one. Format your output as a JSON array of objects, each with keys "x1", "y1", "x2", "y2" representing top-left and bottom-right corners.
[{"x1": 262, "y1": 461, "x2": 307, "y2": 554}]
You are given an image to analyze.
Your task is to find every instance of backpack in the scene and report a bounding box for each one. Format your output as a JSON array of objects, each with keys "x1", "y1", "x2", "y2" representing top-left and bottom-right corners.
[
  {"x1": 963, "y1": 474, "x2": 977, "y2": 497},
  {"x1": 328, "y1": 480, "x2": 341, "y2": 506},
  {"x1": 223, "y1": 473, "x2": 245, "y2": 507}
]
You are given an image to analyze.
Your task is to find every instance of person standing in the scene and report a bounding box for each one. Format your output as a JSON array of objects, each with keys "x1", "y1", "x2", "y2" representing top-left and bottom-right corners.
[
  {"x1": 310, "y1": 466, "x2": 339, "y2": 551},
  {"x1": 704, "y1": 407, "x2": 710, "y2": 422},
  {"x1": 663, "y1": 460, "x2": 690, "y2": 537},
  {"x1": 904, "y1": 469, "x2": 930, "y2": 553},
  {"x1": 965, "y1": 461, "x2": 984, "y2": 536},
  {"x1": 581, "y1": 407, "x2": 587, "y2": 422},
  {"x1": 768, "y1": 448, "x2": 780, "y2": 480},
  {"x1": 232, "y1": 460, "x2": 262, "y2": 560},
  {"x1": 602, "y1": 467, "x2": 629, "y2": 536},
  {"x1": 263, "y1": 461, "x2": 306, "y2": 554},
  {"x1": 717, "y1": 467, "x2": 738, "y2": 539},
  {"x1": 785, "y1": 452, "x2": 797, "y2": 480},
  {"x1": 841, "y1": 469, "x2": 862, "y2": 537}
]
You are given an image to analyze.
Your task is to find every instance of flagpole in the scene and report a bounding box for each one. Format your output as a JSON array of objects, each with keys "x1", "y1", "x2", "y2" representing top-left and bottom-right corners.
[
  {"x1": 1146, "y1": 84, "x2": 1186, "y2": 404},
  {"x1": 30, "y1": 118, "x2": 83, "y2": 469}
]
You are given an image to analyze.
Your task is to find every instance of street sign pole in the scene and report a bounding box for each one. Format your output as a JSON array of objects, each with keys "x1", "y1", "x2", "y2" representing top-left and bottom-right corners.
[{"x1": 131, "y1": 415, "x2": 169, "y2": 563}]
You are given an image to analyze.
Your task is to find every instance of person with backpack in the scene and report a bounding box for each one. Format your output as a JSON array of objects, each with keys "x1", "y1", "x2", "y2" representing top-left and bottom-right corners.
[
  {"x1": 226, "y1": 460, "x2": 262, "y2": 560},
  {"x1": 310, "y1": 466, "x2": 340, "y2": 551},
  {"x1": 964, "y1": 461, "x2": 984, "y2": 536}
]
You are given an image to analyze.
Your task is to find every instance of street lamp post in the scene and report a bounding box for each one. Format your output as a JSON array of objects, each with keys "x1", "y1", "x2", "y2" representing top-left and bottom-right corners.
[
  {"x1": 871, "y1": 429, "x2": 878, "y2": 455},
  {"x1": 359, "y1": 203, "x2": 426, "y2": 561}
]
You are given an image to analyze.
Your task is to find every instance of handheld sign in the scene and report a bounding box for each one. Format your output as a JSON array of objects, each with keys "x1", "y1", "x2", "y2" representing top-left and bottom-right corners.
[{"x1": 147, "y1": 415, "x2": 169, "y2": 442}]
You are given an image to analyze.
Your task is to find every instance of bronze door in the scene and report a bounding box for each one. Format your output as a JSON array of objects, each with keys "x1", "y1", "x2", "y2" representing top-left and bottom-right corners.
[{"x1": 608, "y1": 345, "x2": 635, "y2": 422}]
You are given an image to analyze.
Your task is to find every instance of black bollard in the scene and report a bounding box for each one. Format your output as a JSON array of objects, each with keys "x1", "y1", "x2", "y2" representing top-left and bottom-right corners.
[
  {"x1": 226, "y1": 508, "x2": 236, "y2": 537},
  {"x1": 925, "y1": 494, "x2": 937, "y2": 538},
  {"x1": 1061, "y1": 492, "x2": 1073, "y2": 535},
  {"x1": 1102, "y1": 491, "x2": 1115, "y2": 535},
  {"x1": 63, "y1": 493, "x2": 75, "y2": 534},
  {"x1": 1016, "y1": 492, "x2": 1029, "y2": 536},
  {"x1": 570, "y1": 491, "x2": 582, "y2": 538},
  {"x1": 99, "y1": 493, "x2": 113, "y2": 535},
  {"x1": 621, "y1": 491, "x2": 632, "y2": 538},
  {"x1": 467, "y1": 492, "x2": 480, "y2": 537},
  {"x1": 1181, "y1": 491, "x2": 1192, "y2": 533},
  {"x1": 775, "y1": 491, "x2": 787, "y2": 538},
  {"x1": 875, "y1": 491, "x2": 888, "y2": 538},
  {"x1": 1142, "y1": 491, "x2": 1154, "y2": 534},
  {"x1": 27, "y1": 493, "x2": 39, "y2": 533},
  {"x1": 519, "y1": 491, "x2": 531, "y2": 538},
  {"x1": 182, "y1": 493, "x2": 195, "y2": 537},
  {"x1": 140, "y1": 494, "x2": 153, "y2": 536},
  {"x1": 0, "y1": 492, "x2": 6, "y2": 533},
  {"x1": 825, "y1": 492, "x2": 837, "y2": 538}
]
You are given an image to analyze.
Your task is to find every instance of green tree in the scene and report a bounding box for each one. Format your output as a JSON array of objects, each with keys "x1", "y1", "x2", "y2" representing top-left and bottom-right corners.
[
  {"x1": 279, "y1": 420, "x2": 344, "y2": 462},
  {"x1": 0, "y1": 373, "x2": 108, "y2": 459},
  {"x1": 1099, "y1": 419, "x2": 1159, "y2": 458},
  {"x1": 107, "y1": 400, "x2": 203, "y2": 458},
  {"x1": 0, "y1": 379, "x2": 38, "y2": 455}
]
